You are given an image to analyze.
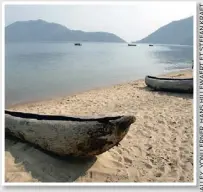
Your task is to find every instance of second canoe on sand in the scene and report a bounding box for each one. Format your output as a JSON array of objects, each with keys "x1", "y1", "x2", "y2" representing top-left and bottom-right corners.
[
  {"x1": 5, "y1": 110, "x2": 135, "y2": 157},
  {"x1": 145, "y1": 75, "x2": 193, "y2": 93}
]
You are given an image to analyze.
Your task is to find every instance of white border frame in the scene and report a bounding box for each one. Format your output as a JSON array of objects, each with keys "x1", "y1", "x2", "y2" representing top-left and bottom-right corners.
[{"x1": 1, "y1": 0, "x2": 197, "y2": 187}]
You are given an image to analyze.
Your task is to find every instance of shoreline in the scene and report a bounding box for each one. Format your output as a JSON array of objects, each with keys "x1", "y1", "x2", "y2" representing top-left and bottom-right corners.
[
  {"x1": 5, "y1": 69, "x2": 193, "y2": 183},
  {"x1": 7, "y1": 68, "x2": 192, "y2": 110}
]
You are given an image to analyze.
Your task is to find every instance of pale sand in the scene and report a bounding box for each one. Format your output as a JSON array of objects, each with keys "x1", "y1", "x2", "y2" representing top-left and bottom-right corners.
[{"x1": 5, "y1": 69, "x2": 193, "y2": 183}]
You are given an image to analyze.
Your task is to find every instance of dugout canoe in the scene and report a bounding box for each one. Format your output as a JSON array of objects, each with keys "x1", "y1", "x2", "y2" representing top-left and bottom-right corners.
[
  {"x1": 5, "y1": 110, "x2": 135, "y2": 157},
  {"x1": 145, "y1": 75, "x2": 193, "y2": 93}
]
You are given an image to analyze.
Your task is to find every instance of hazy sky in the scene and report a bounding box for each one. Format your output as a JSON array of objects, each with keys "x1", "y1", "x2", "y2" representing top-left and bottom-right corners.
[{"x1": 5, "y1": 2, "x2": 196, "y2": 42}]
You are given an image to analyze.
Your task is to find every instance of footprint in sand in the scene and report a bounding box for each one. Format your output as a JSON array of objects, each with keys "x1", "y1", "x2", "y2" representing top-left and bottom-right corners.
[
  {"x1": 143, "y1": 115, "x2": 151, "y2": 120},
  {"x1": 155, "y1": 172, "x2": 162, "y2": 177},
  {"x1": 111, "y1": 160, "x2": 124, "y2": 167},
  {"x1": 144, "y1": 162, "x2": 153, "y2": 169},
  {"x1": 157, "y1": 120, "x2": 165, "y2": 124},
  {"x1": 169, "y1": 170, "x2": 178, "y2": 178},
  {"x1": 132, "y1": 146, "x2": 142, "y2": 157},
  {"x1": 161, "y1": 132, "x2": 167, "y2": 137},
  {"x1": 117, "y1": 148, "x2": 123, "y2": 154},
  {"x1": 110, "y1": 150, "x2": 124, "y2": 163},
  {"x1": 145, "y1": 144, "x2": 153, "y2": 151},
  {"x1": 122, "y1": 147, "x2": 130, "y2": 154},
  {"x1": 161, "y1": 137, "x2": 169, "y2": 143},
  {"x1": 126, "y1": 134, "x2": 132, "y2": 139},
  {"x1": 123, "y1": 157, "x2": 133, "y2": 164},
  {"x1": 179, "y1": 176, "x2": 185, "y2": 181}
]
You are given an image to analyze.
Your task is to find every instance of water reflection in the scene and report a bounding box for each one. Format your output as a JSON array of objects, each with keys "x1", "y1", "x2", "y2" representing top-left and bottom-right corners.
[{"x1": 150, "y1": 45, "x2": 193, "y2": 71}]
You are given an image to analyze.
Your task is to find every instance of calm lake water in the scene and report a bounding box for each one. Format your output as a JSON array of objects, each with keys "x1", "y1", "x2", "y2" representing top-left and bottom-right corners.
[{"x1": 5, "y1": 42, "x2": 193, "y2": 107}]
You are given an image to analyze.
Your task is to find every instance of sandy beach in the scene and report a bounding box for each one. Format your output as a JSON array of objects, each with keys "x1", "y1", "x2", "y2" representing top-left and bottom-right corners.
[{"x1": 5, "y1": 69, "x2": 193, "y2": 183}]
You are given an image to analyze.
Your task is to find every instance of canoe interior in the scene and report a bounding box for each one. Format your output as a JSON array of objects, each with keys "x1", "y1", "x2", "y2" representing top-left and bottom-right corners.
[
  {"x1": 146, "y1": 75, "x2": 193, "y2": 81},
  {"x1": 5, "y1": 110, "x2": 123, "y2": 122}
]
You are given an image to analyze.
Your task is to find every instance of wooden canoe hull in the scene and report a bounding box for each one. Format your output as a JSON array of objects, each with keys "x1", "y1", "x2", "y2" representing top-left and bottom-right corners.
[
  {"x1": 145, "y1": 75, "x2": 193, "y2": 93},
  {"x1": 5, "y1": 110, "x2": 135, "y2": 157}
]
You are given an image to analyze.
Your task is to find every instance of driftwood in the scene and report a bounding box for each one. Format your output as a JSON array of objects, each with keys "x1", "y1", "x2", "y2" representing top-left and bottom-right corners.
[
  {"x1": 5, "y1": 110, "x2": 135, "y2": 157},
  {"x1": 145, "y1": 75, "x2": 193, "y2": 93}
]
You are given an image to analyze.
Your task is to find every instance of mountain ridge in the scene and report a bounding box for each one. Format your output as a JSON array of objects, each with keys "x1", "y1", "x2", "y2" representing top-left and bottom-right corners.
[
  {"x1": 5, "y1": 19, "x2": 126, "y2": 43},
  {"x1": 134, "y1": 16, "x2": 193, "y2": 45}
]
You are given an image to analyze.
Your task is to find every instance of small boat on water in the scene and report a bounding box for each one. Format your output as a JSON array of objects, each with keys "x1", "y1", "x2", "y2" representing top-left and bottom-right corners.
[
  {"x1": 128, "y1": 44, "x2": 137, "y2": 46},
  {"x1": 74, "y1": 43, "x2": 82, "y2": 46},
  {"x1": 149, "y1": 44, "x2": 153, "y2": 46},
  {"x1": 145, "y1": 75, "x2": 193, "y2": 93},
  {"x1": 5, "y1": 110, "x2": 135, "y2": 157}
]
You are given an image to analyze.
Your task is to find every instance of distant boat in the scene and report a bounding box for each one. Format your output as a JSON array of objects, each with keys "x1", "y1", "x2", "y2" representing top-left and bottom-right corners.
[
  {"x1": 128, "y1": 44, "x2": 137, "y2": 46},
  {"x1": 149, "y1": 44, "x2": 153, "y2": 46},
  {"x1": 74, "y1": 43, "x2": 82, "y2": 46}
]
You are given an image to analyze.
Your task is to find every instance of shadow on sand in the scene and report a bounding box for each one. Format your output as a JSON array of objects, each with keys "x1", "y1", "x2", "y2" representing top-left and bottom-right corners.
[
  {"x1": 138, "y1": 86, "x2": 193, "y2": 100},
  {"x1": 5, "y1": 135, "x2": 97, "y2": 182}
]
